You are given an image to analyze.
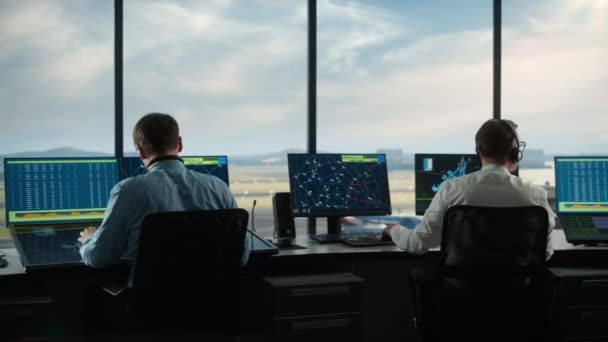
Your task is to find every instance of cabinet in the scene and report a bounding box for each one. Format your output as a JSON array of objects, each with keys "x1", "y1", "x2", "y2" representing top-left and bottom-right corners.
[
  {"x1": 550, "y1": 268, "x2": 608, "y2": 341},
  {"x1": 263, "y1": 272, "x2": 364, "y2": 342}
]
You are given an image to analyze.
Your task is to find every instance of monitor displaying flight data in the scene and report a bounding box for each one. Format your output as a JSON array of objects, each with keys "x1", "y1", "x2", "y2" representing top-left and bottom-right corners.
[
  {"x1": 288, "y1": 154, "x2": 392, "y2": 217},
  {"x1": 120, "y1": 156, "x2": 230, "y2": 186},
  {"x1": 555, "y1": 157, "x2": 608, "y2": 214},
  {"x1": 4, "y1": 158, "x2": 120, "y2": 226},
  {"x1": 415, "y1": 154, "x2": 520, "y2": 215}
]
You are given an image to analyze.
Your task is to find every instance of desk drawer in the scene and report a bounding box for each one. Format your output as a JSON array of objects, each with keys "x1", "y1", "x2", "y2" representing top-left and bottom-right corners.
[
  {"x1": 562, "y1": 277, "x2": 608, "y2": 306},
  {"x1": 264, "y1": 273, "x2": 364, "y2": 318},
  {"x1": 565, "y1": 306, "x2": 608, "y2": 338},
  {"x1": 272, "y1": 313, "x2": 361, "y2": 342}
]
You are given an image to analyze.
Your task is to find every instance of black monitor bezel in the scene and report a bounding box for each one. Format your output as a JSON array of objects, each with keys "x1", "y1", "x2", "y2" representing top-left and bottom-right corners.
[
  {"x1": 287, "y1": 153, "x2": 392, "y2": 218},
  {"x1": 3, "y1": 157, "x2": 119, "y2": 227},
  {"x1": 554, "y1": 156, "x2": 608, "y2": 215}
]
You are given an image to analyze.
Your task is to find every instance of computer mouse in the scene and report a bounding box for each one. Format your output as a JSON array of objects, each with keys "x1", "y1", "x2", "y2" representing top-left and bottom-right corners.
[{"x1": 0, "y1": 258, "x2": 8, "y2": 268}]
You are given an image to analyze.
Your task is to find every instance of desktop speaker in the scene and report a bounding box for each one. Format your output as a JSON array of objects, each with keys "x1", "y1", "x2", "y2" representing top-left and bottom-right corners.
[{"x1": 273, "y1": 192, "x2": 296, "y2": 247}]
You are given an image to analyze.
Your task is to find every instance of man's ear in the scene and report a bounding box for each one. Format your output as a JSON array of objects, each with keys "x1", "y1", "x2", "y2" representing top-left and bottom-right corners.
[
  {"x1": 177, "y1": 136, "x2": 183, "y2": 153},
  {"x1": 136, "y1": 144, "x2": 147, "y2": 160}
]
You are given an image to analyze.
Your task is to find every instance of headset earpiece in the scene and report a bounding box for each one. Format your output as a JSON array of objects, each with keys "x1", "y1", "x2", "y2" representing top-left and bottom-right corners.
[{"x1": 502, "y1": 120, "x2": 522, "y2": 163}]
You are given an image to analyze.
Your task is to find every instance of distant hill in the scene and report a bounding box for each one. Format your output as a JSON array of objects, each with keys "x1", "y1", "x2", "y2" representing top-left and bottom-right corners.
[
  {"x1": 0, "y1": 147, "x2": 112, "y2": 172},
  {"x1": 0, "y1": 147, "x2": 306, "y2": 171},
  {"x1": 230, "y1": 148, "x2": 305, "y2": 166}
]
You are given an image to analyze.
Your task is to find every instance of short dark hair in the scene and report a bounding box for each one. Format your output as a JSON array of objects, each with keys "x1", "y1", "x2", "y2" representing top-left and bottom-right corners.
[
  {"x1": 133, "y1": 113, "x2": 180, "y2": 155},
  {"x1": 475, "y1": 119, "x2": 518, "y2": 161}
]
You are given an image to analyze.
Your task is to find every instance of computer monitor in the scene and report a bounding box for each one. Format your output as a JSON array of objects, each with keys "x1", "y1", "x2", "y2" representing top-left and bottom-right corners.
[
  {"x1": 415, "y1": 153, "x2": 519, "y2": 215},
  {"x1": 287, "y1": 153, "x2": 392, "y2": 234},
  {"x1": 3, "y1": 157, "x2": 120, "y2": 226},
  {"x1": 555, "y1": 156, "x2": 608, "y2": 244},
  {"x1": 120, "y1": 156, "x2": 230, "y2": 186},
  {"x1": 555, "y1": 157, "x2": 608, "y2": 214}
]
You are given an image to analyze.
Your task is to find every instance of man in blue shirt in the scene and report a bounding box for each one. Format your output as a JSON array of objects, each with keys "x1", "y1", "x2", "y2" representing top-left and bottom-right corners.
[{"x1": 78, "y1": 113, "x2": 248, "y2": 272}]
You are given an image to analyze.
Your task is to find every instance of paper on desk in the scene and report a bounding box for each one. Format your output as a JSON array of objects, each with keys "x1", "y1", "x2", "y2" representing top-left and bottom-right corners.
[
  {"x1": 342, "y1": 224, "x2": 386, "y2": 235},
  {"x1": 0, "y1": 248, "x2": 25, "y2": 275}
]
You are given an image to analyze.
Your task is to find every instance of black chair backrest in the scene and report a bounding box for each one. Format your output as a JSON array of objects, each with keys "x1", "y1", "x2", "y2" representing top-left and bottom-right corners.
[
  {"x1": 440, "y1": 205, "x2": 548, "y2": 273},
  {"x1": 131, "y1": 208, "x2": 248, "y2": 331}
]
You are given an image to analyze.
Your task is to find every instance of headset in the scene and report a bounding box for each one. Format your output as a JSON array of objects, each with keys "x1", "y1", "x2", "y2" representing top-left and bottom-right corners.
[{"x1": 501, "y1": 119, "x2": 524, "y2": 163}]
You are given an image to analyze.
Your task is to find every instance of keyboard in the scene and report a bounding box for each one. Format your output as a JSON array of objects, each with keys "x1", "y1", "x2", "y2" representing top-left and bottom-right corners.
[
  {"x1": 310, "y1": 233, "x2": 343, "y2": 244},
  {"x1": 14, "y1": 227, "x2": 83, "y2": 268},
  {"x1": 341, "y1": 232, "x2": 394, "y2": 247},
  {"x1": 561, "y1": 215, "x2": 597, "y2": 229}
]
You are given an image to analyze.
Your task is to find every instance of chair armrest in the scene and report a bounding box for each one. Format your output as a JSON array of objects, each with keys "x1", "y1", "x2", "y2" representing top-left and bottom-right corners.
[
  {"x1": 96, "y1": 262, "x2": 130, "y2": 297},
  {"x1": 100, "y1": 283, "x2": 129, "y2": 297}
]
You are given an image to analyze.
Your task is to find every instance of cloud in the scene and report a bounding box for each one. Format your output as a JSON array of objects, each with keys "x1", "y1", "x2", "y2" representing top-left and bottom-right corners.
[
  {"x1": 316, "y1": 0, "x2": 608, "y2": 154},
  {"x1": 501, "y1": 0, "x2": 608, "y2": 153},
  {"x1": 317, "y1": 0, "x2": 406, "y2": 73},
  {"x1": 1, "y1": 0, "x2": 606, "y2": 156},
  {"x1": 0, "y1": 1, "x2": 113, "y2": 95}
]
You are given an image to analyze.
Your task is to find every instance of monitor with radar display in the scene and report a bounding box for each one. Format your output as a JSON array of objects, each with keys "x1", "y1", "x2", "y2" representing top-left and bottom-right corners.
[
  {"x1": 415, "y1": 153, "x2": 519, "y2": 215},
  {"x1": 288, "y1": 153, "x2": 392, "y2": 240}
]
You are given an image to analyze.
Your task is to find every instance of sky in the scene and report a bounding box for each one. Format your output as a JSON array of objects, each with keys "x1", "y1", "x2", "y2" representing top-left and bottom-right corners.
[{"x1": 0, "y1": 0, "x2": 606, "y2": 156}]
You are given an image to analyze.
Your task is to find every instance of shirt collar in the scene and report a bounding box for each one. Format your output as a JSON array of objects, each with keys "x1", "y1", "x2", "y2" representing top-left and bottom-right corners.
[
  {"x1": 149, "y1": 159, "x2": 185, "y2": 171},
  {"x1": 481, "y1": 163, "x2": 512, "y2": 174}
]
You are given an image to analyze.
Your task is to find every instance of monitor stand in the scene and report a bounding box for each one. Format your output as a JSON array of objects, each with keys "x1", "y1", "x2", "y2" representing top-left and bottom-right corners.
[
  {"x1": 309, "y1": 217, "x2": 343, "y2": 244},
  {"x1": 327, "y1": 217, "x2": 341, "y2": 235}
]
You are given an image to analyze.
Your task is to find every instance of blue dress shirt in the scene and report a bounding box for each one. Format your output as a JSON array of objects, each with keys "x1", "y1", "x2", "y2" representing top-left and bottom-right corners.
[{"x1": 79, "y1": 159, "x2": 250, "y2": 273}]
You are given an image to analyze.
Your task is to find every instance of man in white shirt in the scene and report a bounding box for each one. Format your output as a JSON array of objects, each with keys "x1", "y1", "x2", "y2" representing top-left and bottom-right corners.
[{"x1": 383, "y1": 119, "x2": 555, "y2": 259}]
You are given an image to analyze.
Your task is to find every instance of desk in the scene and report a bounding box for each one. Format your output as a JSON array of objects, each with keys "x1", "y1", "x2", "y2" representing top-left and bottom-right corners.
[
  {"x1": 246, "y1": 230, "x2": 608, "y2": 341},
  {"x1": 0, "y1": 248, "x2": 25, "y2": 277},
  {"x1": 1, "y1": 229, "x2": 607, "y2": 342}
]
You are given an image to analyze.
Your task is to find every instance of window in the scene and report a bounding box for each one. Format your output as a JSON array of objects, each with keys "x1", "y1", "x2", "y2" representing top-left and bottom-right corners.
[
  {"x1": 0, "y1": 1, "x2": 114, "y2": 229},
  {"x1": 504, "y1": 0, "x2": 608, "y2": 187},
  {"x1": 124, "y1": 1, "x2": 307, "y2": 237},
  {"x1": 317, "y1": 0, "x2": 493, "y2": 215}
]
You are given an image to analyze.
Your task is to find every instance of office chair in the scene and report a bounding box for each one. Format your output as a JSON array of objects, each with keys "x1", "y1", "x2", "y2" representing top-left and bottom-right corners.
[
  {"x1": 98, "y1": 208, "x2": 248, "y2": 340},
  {"x1": 408, "y1": 205, "x2": 551, "y2": 341}
]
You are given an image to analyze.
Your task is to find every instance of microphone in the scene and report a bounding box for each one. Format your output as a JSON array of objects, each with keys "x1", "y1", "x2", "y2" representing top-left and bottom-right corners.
[{"x1": 251, "y1": 200, "x2": 257, "y2": 232}]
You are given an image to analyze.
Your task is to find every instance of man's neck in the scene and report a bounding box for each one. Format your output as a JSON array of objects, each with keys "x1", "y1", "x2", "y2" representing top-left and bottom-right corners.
[
  {"x1": 481, "y1": 161, "x2": 508, "y2": 168},
  {"x1": 144, "y1": 153, "x2": 180, "y2": 171}
]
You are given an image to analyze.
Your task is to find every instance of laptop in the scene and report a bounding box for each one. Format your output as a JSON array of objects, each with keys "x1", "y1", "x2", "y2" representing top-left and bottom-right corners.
[
  {"x1": 4, "y1": 157, "x2": 120, "y2": 270},
  {"x1": 555, "y1": 156, "x2": 608, "y2": 245}
]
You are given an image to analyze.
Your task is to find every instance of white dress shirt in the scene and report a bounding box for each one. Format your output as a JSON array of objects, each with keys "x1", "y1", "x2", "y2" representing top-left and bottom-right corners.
[{"x1": 390, "y1": 164, "x2": 556, "y2": 259}]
